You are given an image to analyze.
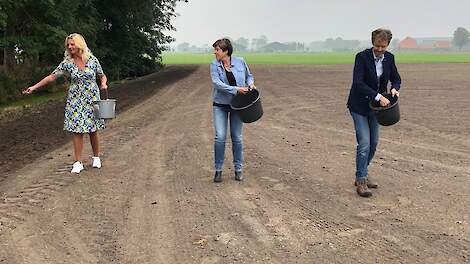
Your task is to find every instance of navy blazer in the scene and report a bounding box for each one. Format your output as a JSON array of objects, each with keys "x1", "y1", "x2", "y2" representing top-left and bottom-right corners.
[{"x1": 347, "y1": 48, "x2": 401, "y2": 115}]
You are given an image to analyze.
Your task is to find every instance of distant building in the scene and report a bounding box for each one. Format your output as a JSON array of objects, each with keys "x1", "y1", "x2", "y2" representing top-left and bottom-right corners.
[
  {"x1": 261, "y1": 42, "x2": 289, "y2": 52},
  {"x1": 434, "y1": 40, "x2": 452, "y2": 49},
  {"x1": 397, "y1": 37, "x2": 419, "y2": 49},
  {"x1": 397, "y1": 37, "x2": 452, "y2": 51}
]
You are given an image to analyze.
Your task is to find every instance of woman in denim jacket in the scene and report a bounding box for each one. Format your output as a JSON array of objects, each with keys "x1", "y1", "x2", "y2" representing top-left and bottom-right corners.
[{"x1": 210, "y1": 38, "x2": 255, "y2": 182}]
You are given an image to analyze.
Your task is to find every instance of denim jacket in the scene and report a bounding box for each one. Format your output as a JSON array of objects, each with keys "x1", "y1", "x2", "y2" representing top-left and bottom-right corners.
[{"x1": 210, "y1": 56, "x2": 254, "y2": 105}]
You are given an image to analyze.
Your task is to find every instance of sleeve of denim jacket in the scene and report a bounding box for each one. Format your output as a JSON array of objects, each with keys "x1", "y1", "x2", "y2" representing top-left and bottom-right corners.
[
  {"x1": 242, "y1": 58, "x2": 254, "y2": 86},
  {"x1": 210, "y1": 61, "x2": 237, "y2": 95}
]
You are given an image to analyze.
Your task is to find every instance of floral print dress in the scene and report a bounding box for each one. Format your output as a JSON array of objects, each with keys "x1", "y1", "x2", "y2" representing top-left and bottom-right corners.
[{"x1": 52, "y1": 55, "x2": 105, "y2": 133}]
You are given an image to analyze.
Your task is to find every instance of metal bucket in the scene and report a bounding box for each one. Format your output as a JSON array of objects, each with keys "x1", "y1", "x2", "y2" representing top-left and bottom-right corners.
[{"x1": 93, "y1": 90, "x2": 116, "y2": 119}]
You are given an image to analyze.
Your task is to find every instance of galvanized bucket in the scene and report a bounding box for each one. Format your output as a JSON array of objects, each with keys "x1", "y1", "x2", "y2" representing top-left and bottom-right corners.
[{"x1": 93, "y1": 90, "x2": 116, "y2": 119}]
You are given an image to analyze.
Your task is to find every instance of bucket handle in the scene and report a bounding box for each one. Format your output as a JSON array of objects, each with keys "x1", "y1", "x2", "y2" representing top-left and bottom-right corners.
[
  {"x1": 230, "y1": 89, "x2": 261, "y2": 111},
  {"x1": 94, "y1": 88, "x2": 108, "y2": 112},
  {"x1": 248, "y1": 84, "x2": 257, "y2": 91}
]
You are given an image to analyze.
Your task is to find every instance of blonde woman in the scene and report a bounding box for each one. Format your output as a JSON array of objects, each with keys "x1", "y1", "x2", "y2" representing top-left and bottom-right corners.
[{"x1": 23, "y1": 33, "x2": 108, "y2": 174}]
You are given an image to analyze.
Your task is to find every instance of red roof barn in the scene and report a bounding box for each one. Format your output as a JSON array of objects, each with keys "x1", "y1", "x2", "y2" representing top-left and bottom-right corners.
[
  {"x1": 434, "y1": 40, "x2": 451, "y2": 49},
  {"x1": 397, "y1": 37, "x2": 419, "y2": 49}
]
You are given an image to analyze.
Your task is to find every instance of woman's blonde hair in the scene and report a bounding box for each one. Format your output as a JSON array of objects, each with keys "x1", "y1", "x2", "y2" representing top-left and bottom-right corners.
[{"x1": 64, "y1": 33, "x2": 92, "y2": 62}]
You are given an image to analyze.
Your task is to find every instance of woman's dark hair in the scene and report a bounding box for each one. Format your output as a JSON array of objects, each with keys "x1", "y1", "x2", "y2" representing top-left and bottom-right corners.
[
  {"x1": 212, "y1": 38, "x2": 233, "y2": 56},
  {"x1": 371, "y1": 28, "x2": 393, "y2": 45}
]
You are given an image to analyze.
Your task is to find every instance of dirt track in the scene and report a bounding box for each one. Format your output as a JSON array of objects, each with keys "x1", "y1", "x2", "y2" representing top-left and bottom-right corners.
[{"x1": 0, "y1": 64, "x2": 469, "y2": 263}]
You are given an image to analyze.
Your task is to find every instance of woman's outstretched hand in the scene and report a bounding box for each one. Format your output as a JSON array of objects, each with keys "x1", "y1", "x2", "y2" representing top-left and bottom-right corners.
[{"x1": 22, "y1": 87, "x2": 35, "y2": 95}]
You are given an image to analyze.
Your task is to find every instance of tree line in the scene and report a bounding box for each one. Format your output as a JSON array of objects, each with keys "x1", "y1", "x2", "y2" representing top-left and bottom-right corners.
[
  {"x1": 174, "y1": 27, "x2": 470, "y2": 53},
  {"x1": 0, "y1": 0, "x2": 185, "y2": 103}
]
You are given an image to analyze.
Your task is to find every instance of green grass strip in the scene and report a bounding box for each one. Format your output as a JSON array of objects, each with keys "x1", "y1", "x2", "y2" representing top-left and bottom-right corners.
[
  {"x1": 0, "y1": 91, "x2": 67, "y2": 113},
  {"x1": 163, "y1": 52, "x2": 470, "y2": 65}
]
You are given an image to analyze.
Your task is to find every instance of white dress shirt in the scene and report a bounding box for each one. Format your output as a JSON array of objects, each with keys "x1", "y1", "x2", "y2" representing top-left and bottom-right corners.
[{"x1": 373, "y1": 52, "x2": 384, "y2": 101}]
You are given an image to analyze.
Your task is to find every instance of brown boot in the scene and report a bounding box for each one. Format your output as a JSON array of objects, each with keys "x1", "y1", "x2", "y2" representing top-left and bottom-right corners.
[
  {"x1": 356, "y1": 178, "x2": 372, "y2": 197},
  {"x1": 366, "y1": 177, "x2": 378, "y2": 189},
  {"x1": 354, "y1": 178, "x2": 378, "y2": 189}
]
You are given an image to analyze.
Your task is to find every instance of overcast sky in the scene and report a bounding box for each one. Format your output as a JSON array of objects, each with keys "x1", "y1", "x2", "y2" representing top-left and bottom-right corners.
[{"x1": 168, "y1": 0, "x2": 469, "y2": 46}]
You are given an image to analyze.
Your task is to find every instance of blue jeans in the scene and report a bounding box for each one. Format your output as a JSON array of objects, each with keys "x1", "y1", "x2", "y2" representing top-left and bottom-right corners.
[
  {"x1": 350, "y1": 110, "x2": 379, "y2": 180},
  {"x1": 213, "y1": 106, "x2": 243, "y2": 172}
]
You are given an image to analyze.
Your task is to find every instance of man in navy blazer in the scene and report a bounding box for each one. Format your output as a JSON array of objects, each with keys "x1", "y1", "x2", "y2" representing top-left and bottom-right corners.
[{"x1": 347, "y1": 28, "x2": 402, "y2": 197}]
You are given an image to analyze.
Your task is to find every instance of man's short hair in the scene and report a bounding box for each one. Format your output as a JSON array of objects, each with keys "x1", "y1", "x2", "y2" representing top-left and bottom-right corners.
[{"x1": 372, "y1": 28, "x2": 393, "y2": 45}]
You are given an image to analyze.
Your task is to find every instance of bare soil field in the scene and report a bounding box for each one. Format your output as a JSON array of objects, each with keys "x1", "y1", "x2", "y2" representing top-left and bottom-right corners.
[{"x1": 0, "y1": 64, "x2": 469, "y2": 263}]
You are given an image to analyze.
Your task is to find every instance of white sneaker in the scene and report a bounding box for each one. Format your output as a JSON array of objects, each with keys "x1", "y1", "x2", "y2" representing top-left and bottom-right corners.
[
  {"x1": 71, "y1": 161, "x2": 84, "y2": 174},
  {"x1": 92, "y1": 157, "x2": 102, "y2": 168}
]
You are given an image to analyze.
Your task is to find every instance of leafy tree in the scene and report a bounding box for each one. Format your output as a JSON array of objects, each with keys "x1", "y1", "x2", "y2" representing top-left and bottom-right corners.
[
  {"x1": 1, "y1": 0, "x2": 98, "y2": 68},
  {"x1": 234, "y1": 37, "x2": 249, "y2": 49},
  {"x1": 93, "y1": 0, "x2": 185, "y2": 78},
  {"x1": 176, "y1": 42, "x2": 191, "y2": 52},
  {"x1": 0, "y1": 0, "x2": 187, "y2": 103},
  {"x1": 232, "y1": 42, "x2": 247, "y2": 52},
  {"x1": 453, "y1": 27, "x2": 470, "y2": 50},
  {"x1": 251, "y1": 35, "x2": 268, "y2": 51},
  {"x1": 324, "y1": 37, "x2": 360, "y2": 51}
]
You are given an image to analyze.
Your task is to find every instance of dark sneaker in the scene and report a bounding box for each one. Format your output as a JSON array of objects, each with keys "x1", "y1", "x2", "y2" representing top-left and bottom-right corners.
[
  {"x1": 356, "y1": 179, "x2": 372, "y2": 197},
  {"x1": 235, "y1": 171, "x2": 243, "y2": 181},
  {"x1": 214, "y1": 171, "x2": 222, "y2": 182}
]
